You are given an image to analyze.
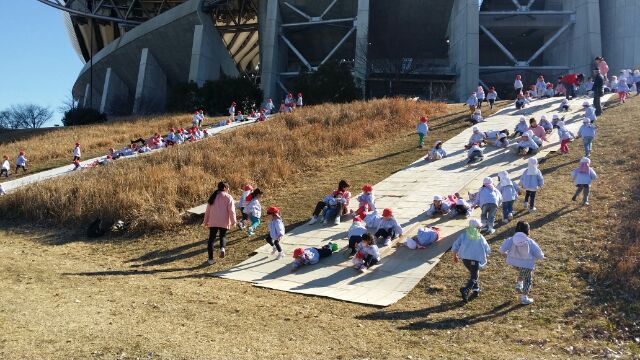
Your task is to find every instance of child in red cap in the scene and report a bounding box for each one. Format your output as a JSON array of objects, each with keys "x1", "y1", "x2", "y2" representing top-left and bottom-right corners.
[
  {"x1": 374, "y1": 208, "x2": 403, "y2": 247},
  {"x1": 355, "y1": 184, "x2": 376, "y2": 218},
  {"x1": 242, "y1": 188, "x2": 263, "y2": 236},
  {"x1": 16, "y1": 151, "x2": 28, "y2": 173},
  {"x1": 266, "y1": 206, "x2": 286, "y2": 259},
  {"x1": 291, "y1": 242, "x2": 336, "y2": 271},
  {"x1": 416, "y1": 116, "x2": 429, "y2": 149}
]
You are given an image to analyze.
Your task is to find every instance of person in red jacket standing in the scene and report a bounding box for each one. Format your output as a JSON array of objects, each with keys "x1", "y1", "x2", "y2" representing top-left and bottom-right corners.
[{"x1": 560, "y1": 73, "x2": 584, "y2": 100}]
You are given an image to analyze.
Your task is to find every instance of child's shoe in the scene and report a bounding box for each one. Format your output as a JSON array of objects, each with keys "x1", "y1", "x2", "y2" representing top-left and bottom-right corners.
[
  {"x1": 276, "y1": 252, "x2": 285, "y2": 260},
  {"x1": 515, "y1": 281, "x2": 524, "y2": 292},
  {"x1": 219, "y1": 247, "x2": 226, "y2": 259},
  {"x1": 322, "y1": 218, "x2": 328, "y2": 225},
  {"x1": 271, "y1": 246, "x2": 277, "y2": 255},
  {"x1": 334, "y1": 216, "x2": 341, "y2": 225},
  {"x1": 460, "y1": 287, "x2": 469, "y2": 302},
  {"x1": 528, "y1": 207, "x2": 537, "y2": 212},
  {"x1": 520, "y1": 295, "x2": 534, "y2": 305},
  {"x1": 501, "y1": 219, "x2": 509, "y2": 224},
  {"x1": 307, "y1": 216, "x2": 318, "y2": 225},
  {"x1": 486, "y1": 228, "x2": 495, "y2": 235},
  {"x1": 522, "y1": 200, "x2": 528, "y2": 207},
  {"x1": 383, "y1": 238, "x2": 392, "y2": 247},
  {"x1": 207, "y1": 259, "x2": 215, "y2": 265},
  {"x1": 237, "y1": 222, "x2": 245, "y2": 230},
  {"x1": 508, "y1": 213, "x2": 514, "y2": 220},
  {"x1": 358, "y1": 264, "x2": 368, "y2": 273},
  {"x1": 247, "y1": 230, "x2": 254, "y2": 237}
]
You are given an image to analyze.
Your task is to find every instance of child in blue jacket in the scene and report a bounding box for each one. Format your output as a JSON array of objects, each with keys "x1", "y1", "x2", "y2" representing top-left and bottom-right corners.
[
  {"x1": 519, "y1": 158, "x2": 544, "y2": 212},
  {"x1": 452, "y1": 219, "x2": 491, "y2": 302},
  {"x1": 571, "y1": 157, "x2": 598, "y2": 205},
  {"x1": 497, "y1": 170, "x2": 519, "y2": 223},
  {"x1": 499, "y1": 227, "x2": 544, "y2": 305}
]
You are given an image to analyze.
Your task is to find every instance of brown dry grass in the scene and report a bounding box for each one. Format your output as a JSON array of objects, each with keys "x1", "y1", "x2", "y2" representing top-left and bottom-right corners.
[
  {"x1": 0, "y1": 98, "x2": 448, "y2": 231},
  {"x1": 1, "y1": 98, "x2": 638, "y2": 359},
  {"x1": 0, "y1": 113, "x2": 217, "y2": 175}
]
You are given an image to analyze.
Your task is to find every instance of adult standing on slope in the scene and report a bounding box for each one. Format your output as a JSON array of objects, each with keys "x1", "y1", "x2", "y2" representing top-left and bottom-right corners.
[
  {"x1": 592, "y1": 68, "x2": 604, "y2": 116},
  {"x1": 560, "y1": 73, "x2": 584, "y2": 100},
  {"x1": 203, "y1": 181, "x2": 237, "y2": 264}
]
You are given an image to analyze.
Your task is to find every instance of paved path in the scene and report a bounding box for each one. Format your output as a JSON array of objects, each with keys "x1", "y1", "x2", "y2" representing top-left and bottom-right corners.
[
  {"x1": 215, "y1": 95, "x2": 611, "y2": 306},
  {"x1": 1, "y1": 118, "x2": 262, "y2": 193}
]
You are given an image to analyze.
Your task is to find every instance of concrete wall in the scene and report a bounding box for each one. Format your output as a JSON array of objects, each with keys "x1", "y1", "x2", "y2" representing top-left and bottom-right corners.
[
  {"x1": 448, "y1": 0, "x2": 479, "y2": 102},
  {"x1": 259, "y1": 0, "x2": 281, "y2": 103},
  {"x1": 544, "y1": 0, "x2": 602, "y2": 75},
  {"x1": 600, "y1": 0, "x2": 640, "y2": 74},
  {"x1": 133, "y1": 48, "x2": 168, "y2": 114}
]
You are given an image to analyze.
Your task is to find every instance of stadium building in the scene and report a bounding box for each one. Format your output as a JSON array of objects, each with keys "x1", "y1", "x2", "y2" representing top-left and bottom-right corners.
[{"x1": 40, "y1": 0, "x2": 640, "y2": 115}]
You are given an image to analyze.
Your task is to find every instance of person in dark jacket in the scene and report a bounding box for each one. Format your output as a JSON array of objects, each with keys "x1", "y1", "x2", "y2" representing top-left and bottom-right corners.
[{"x1": 592, "y1": 68, "x2": 604, "y2": 116}]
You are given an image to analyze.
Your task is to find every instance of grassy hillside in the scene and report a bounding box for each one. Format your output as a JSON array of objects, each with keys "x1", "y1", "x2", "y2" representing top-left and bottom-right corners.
[
  {"x1": 0, "y1": 99, "x2": 449, "y2": 231},
  {"x1": 0, "y1": 96, "x2": 638, "y2": 359}
]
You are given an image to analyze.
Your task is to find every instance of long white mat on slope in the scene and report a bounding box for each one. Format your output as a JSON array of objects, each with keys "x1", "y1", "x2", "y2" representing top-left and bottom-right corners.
[
  {"x1": 1, "y1": 118, "x2": 261, "y2": 193},
  {"x1": 215, "y1": 95, "x2": 610, "y2": 306}
]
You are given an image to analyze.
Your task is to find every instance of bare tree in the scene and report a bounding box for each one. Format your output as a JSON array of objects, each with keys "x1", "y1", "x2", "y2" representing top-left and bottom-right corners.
[
  {"x1": 58, "y1": 92, "x2": 79, "y2": 114},
  {"x1": 0, "y1": 110, "x2": 10, "y2": 129},
  {"x1": 8, "y1": 104, "x2": 53, "y2": 129}
]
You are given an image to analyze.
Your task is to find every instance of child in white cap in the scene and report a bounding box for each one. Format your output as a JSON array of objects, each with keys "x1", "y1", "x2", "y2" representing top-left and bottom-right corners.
[
  {"x1": 427, "y1": 141, "x2": 447, "y2": 161},
  {"x1": 466, "y1": 126, "x2": 486, "y2": 148},
  {"x1": 405, "y1": 226, "x2": 441, "y2": 250},
  {"x1": 466, "y1": 92, "x2": 478, "y2": 114},
  {"x1": 452, "y1": 218, "x2": 491, "y2": 302},
  {"x1": 469, "y1": 109, "x2": 484, "y2": 125},
  {"x1": 499, "y1": 223, "x2": 544, "y2": 305},
  {"x1": 571, "y1": 157, "x2": 598, "y2": 205},
  {"x1": 582, "y1": 101, "x2": 597, "y2": 123},
  {"x1": 514, "y1": 116, "x2": 528, "y2": 137},
  {"x1": 519, "y1": 158, "x2": 544, "y2": 212},
  {"x1": 497, "y1": 170, "x2": 519, "y2": 223},
  {"x1": 557, "y1": 120, "x2": 575, "y2": 155},
  {"x1": 559, "y1": 98, "x2": 569, "y2": 112},
  {"x1": 426, "y1": 195, "x2": 451, "y2": 217},
  {"x1": 576, "y1": 118, "x2": 597, "y2": 157},
  {"x1": 475, "y1": 177, "x2": 502, "y2": 235}
]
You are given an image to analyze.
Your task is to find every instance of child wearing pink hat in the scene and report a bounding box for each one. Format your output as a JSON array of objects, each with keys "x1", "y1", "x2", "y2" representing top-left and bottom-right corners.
[
  {"x1": 499, "y1": 223, "x2": 544, "y2": 305},
  {"x1": 571, "y1": 157, "x2": 597, "y2": 205}
]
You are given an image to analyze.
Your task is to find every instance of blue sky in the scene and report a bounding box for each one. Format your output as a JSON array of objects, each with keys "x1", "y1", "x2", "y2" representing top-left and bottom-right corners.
[{"x1": 0, "y1": 1, "x2": 83, "y2": 126}]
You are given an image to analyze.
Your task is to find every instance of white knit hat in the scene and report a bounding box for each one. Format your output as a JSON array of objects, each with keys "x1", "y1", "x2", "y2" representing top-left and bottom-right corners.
[{"x1": 469, "y1": 219, "x2": 482, "y2": 228}]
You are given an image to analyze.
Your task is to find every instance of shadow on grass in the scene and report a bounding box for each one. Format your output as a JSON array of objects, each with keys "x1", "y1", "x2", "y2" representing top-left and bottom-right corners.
[
  {"x1": 398, "y1": 301, "x2": 522, "y2": 330},
  {"x1": 63, "y1": 262, "x2": 210, "y2": 277}
]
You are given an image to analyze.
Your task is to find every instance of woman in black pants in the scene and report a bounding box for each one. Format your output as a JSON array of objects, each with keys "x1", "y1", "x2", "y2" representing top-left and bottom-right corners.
[{"x1": 202, "y1": 181, "x2": 237, "y2": 264}]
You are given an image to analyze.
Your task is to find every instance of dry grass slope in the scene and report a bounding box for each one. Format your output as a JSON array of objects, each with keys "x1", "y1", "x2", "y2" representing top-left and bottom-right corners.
[{"x1": 0, "y1": 99, "x2": 447, "y2": 231}]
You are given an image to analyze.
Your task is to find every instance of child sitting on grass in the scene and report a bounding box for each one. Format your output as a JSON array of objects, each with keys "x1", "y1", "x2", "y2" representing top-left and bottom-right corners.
[
  {"x1": 291, "y1": 243, "x2": 337, "y2": 271},
  {"x1": 405, "y1": 226, "x2": 441, "y2": 249},
  {"x1": 347, "y1": 216, "x2": 368, "y2": 257},
  {"x1": 355, "y1": 184, "x2": 376, "y2": 218},
  {"x1": 427, "y1": 140, "x2": 447, "y2": 161},
  {"x1": 499, "y1": 224, "x2": 544, "y2": 305},
  {"x1": 571, "y1": 157, "x2": 598, "y2": 206},
  {"x1": 266, "y1": 207, "x2": 286, "y2": 259},
  {"x1": 352, "y1": 234, "x2": 380, "y2": 273},
  {"x1": 514, "y1": 116, "x2": 528, "y2": 137},
  {"x1": 1, "y1": 155, "x2": 9, "y2": 177},
  {"x1": 243, "y1": 188, "x2": 263, "y2": 236},
  {"x1": 426, "y1": 195, "x2": 451, "y2": 217},
  {"x1": 452, "y1": 218, "x2": 491, "y2": 302},
  {"x1": 416, "y1": 116, "x2": 429, "y2": 149},
  {"x1": 375, "y1": 208, "x2": 403, "y2": 247}
]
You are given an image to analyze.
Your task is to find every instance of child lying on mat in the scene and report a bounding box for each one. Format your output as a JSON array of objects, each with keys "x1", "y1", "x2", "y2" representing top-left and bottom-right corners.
[
  {"x1": 291, "y1": 242, "x2": 338, "y2": 271},
  {"x1": 405, "y1": 226, "x2": 442, "y2": 249}
]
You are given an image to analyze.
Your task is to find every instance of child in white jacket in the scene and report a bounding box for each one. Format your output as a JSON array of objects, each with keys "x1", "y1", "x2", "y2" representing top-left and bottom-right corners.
[
  {"x1": 499, "y1": 226, "x2": 544, "y2": 305},
  {"x1": 405, "y1": 226, "x2": 441, "y2": 249},
  {"x1": 347, "y1": 216, "x2": 369, "y2": 257},
  {"x1": 265, "y1": 207, "x2": 286, "y2": 259},
  {"x1": 236, "y1": 184, "x2": 253, "y2": 230},
  {"x1": 416, "y1": 116, "x2": 429, "y2": 149},
  {"x1": 1, "y1": 155, "x2": 9, "y2": 177},
  {"x1": 355, "y1": 184, "x2": 376, "y2": 218},
  {"x1": 375, "y1": 208, "x2": 403, "y2": 247},
  {"x1": 352, "y1": 234, "x2": 380, "y2": 272},
  {"x1": 73, "y1": 142, "x2": 81, "y2": 162},
  {"x1": 242, "y1": 188, "x2": 263, "y2": 236},
  {"x1": 466, "y1": 92, "x2": 478, "y2": 113}
]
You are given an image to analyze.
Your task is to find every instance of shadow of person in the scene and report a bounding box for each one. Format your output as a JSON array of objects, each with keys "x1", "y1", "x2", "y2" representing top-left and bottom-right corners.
[{"x1": 398, "y1": 301, "x2": 522, "y2": 330}]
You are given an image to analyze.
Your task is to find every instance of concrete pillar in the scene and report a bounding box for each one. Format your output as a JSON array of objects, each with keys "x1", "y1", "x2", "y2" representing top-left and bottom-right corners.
[
  {"x1": 545, "y1": 0, "x2": 602, "y2": 75},
  {"x1": 600, "y1": 0, "x2": 640, "y2": 75},
  {"x1": 133, "y1": 48, "x2": 168, "y2": 115},
  {"x1": 354, "y1": 0, "x2": 369, "y2": 99},
  {"x1": 448, "y1": 0, "x2": 479, "y2": 102},
  {"x1": 188, "y1": 23, "x2": 238, "y2": 87},
  {"x1": 99, "y1": 68, "x2": 131, "y2": 115},
  {"x1": 259, "y1": 0, "x2": 281, "y2": 103},
  {"x1": 82, "y1": 82, "x2": 102, "y2": 109}
]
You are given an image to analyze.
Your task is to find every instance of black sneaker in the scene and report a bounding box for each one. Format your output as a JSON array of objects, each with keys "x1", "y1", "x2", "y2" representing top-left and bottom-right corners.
[
  {"x1": 469, "y1": 289, "x2": 480, "y2": 300},
  {"x1": 460, "y1": 287, "x2": 469, "y2": 302}
]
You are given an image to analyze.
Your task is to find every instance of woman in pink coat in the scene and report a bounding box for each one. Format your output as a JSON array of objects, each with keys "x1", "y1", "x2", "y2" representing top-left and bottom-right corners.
[{"x1": 203, "y1": 181, "x2": 237, "y2": 263}]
